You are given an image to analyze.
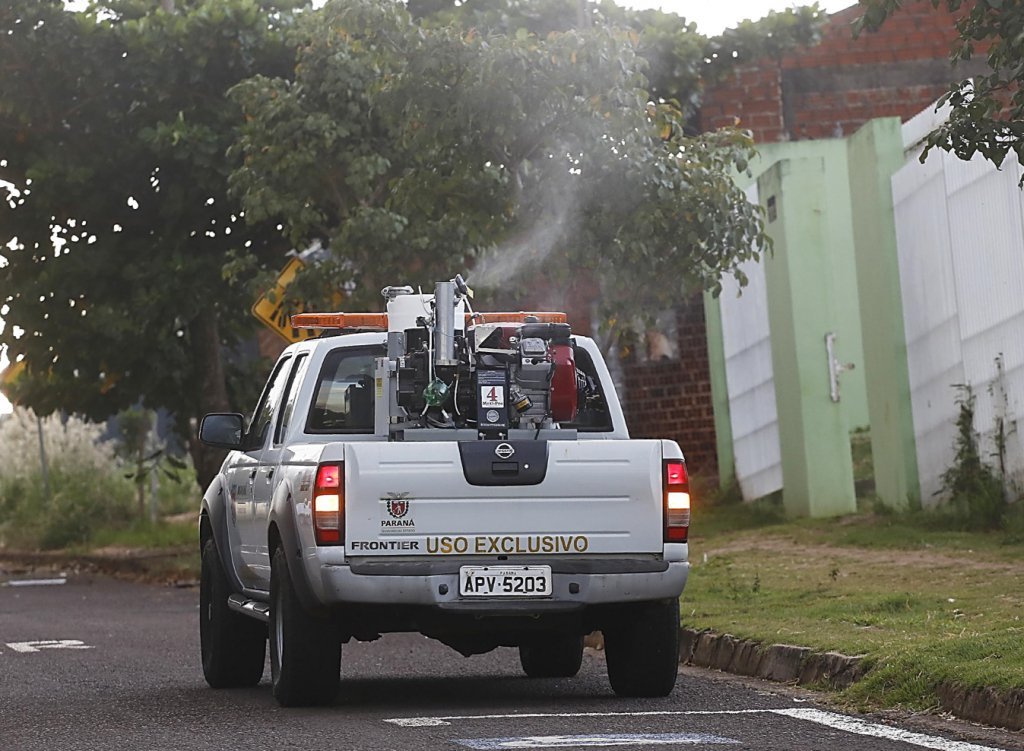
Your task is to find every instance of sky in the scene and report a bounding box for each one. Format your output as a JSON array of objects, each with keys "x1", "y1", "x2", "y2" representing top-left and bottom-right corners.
[
  {"x1": 617, "y1": 0, "x2": 857, "y2": 33},
  {"x1": 0, "y1": 0, "x2": 859, "y2": 416}
]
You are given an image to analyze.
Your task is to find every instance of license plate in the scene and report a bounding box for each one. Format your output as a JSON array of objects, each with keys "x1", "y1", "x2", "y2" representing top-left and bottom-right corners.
[{"x1": 459, "y1": 565, "x2": 552, "y2": 597}]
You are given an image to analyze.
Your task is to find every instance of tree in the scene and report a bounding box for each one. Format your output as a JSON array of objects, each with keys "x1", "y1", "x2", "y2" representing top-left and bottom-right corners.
[
  {"x1": 0, "y1": 0, "x2": 305, "y2": 487},
  {"x1": 229, "y1": 0, "x2": 769, "y2": 328},
  {"x1": 415, "y1": 0, "x2": 825, "y2": 122},
  {"x1": 857, "y1": 0, "x2": 1024, "y2": 170}
]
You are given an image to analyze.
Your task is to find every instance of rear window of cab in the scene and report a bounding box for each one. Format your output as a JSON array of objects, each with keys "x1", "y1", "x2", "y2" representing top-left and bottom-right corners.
[{"x1": 306, "y1": 346, "x2": 384, "y2": 434}]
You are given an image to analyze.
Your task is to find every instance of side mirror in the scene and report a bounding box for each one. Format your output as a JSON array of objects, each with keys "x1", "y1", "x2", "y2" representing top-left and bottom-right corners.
[{"x1": 199, "y1": 413, "x2": 245, "y2": 450}]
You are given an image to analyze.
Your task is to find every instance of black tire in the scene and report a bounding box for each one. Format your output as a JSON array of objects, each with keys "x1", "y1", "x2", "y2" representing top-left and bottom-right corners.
[
  {"x1": 199, "y1": 538, "x2": 266, "y2": 688},
  {"x1": 604, "y1": 599, "x2": 680, "y2": 697},
  {"x1": 269, "y1": 546, "x2": 341, "y2": 707},
  {"x1": 519, "y1": 634, "x2": 585, "y2": 678}
]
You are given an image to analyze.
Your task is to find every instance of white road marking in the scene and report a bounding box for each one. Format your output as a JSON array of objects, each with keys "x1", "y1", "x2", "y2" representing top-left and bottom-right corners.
[
  {"x1": 2, "y1": 578, "x2": 67, "y2": 587},
  {"x1": 386, "y1": 708, "x2": 1009, "y2": 751},
  {"x1": 5, "y1": 640, "x2": 94, "y2": 653},
  {"x1": 385, "y1": 710, "x2": 777, "y2": 727},
  {"x1": 776, "y1": 708, "x2": 1004, "y2": 751},
  {"x1": 453, "y1": 733, "x2": 739, "y2": 749},
  {"x1": 387, "y1": 708, "x2": 778, "y2": 725}
]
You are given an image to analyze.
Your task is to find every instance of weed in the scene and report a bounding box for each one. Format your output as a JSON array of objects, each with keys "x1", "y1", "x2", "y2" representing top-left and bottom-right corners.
[
  {"x1": 705, "y1": 475, "x2": 743, "y2": 507},
  {"x1": 850, "y1": 427, "x2": 875, "y2": 493},
  {"x1": 938, "y1": 385, "x2": 1007, "y2": 530}
]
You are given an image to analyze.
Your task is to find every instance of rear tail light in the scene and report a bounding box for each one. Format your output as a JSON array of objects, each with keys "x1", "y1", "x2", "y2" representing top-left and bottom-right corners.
[
  {"x1": 663, "y1": 459, "x2": 690, "y2": 543},
  {"x1": 313, "y1": 463, "x2": 343, "y2": 545}
]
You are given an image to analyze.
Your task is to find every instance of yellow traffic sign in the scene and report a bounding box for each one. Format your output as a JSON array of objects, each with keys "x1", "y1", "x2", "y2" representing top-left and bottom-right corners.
[
  {"x1": 0, "y1": 359, "x2": 26, "y2": 404},
  {"x1": 251, "y1": 258, "x2": 317, "y2": 344}
]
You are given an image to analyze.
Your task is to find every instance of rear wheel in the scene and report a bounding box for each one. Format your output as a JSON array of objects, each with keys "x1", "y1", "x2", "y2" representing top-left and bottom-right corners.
[
  {"x1": 199, "y1": 538, "x2": 266, "y2": 688},
  {"x1": 269, "y1": 546, "x2": 341, "y2": 707},
  {"x1": 519, "y1": 634, "x2": 585, "y2": 678},
  {"x1": 605, "y1": 599, "x2": 680, "y2": 697}
]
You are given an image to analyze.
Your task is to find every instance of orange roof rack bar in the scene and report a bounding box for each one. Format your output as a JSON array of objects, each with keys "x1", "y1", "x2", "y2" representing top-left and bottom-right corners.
[
  {"x1": 290, "y1": 310, "x2": 567, "y2": 330},
  {"x1": 467, "y1": 311, "x2": 567, "y2": 325},
  {"x1": 291, "y1": 313, "x2": 388, "y2": 330}
]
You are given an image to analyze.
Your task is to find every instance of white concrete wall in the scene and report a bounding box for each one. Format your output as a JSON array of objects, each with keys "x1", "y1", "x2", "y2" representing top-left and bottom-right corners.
[
  {"x1": 719, "y1": 186, "x2": 783, "y2": 501},
  {"x1": 893, "y1": 121, "x2": 1024, "y2": 503}
]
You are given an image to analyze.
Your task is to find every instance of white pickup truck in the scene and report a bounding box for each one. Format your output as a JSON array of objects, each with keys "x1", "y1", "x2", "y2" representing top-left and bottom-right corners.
[{"x1": 198, "y1": 277, "x2": 691, "y2": 706}]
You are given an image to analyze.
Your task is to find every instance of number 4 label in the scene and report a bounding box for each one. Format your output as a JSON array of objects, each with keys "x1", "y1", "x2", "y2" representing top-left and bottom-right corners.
[{"x1": 480, "y1": 385, "x2": 504, "y2": 408}]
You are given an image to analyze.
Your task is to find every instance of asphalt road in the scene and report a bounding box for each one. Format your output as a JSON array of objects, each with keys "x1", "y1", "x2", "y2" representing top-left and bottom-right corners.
[{"x1": 1, "y1": 571, "x2": 1021, "y2": 751}]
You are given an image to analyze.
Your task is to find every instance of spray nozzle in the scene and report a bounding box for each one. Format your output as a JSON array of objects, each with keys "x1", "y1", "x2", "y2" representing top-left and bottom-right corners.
[{"x1": 453, "y1": 274, "x2": 473, "y2": 299}]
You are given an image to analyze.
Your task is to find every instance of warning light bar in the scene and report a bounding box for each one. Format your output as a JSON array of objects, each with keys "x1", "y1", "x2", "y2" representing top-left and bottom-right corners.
[
  {"x1": 466, "y1": 312, "x2": 567, "y2": 325},
  {"x1": 290, "y1": 313, "x2": 388, "y2": 330},
  {"x1": 291, "y1": 311, "x2": 568, "y2": 330}
]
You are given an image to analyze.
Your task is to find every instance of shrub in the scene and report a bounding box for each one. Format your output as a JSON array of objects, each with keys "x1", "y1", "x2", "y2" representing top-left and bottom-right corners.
[
  {"x1": 938, "y1": 386, "x2": 1007, "y2": 530},
  {"x1": 0, "y1": 408, "x2": 135, "y2": 549}
]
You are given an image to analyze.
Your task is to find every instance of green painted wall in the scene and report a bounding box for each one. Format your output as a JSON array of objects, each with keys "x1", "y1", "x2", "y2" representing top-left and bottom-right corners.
[
  {"x1": 759, "y1": 159, "x2": 858, "y2": 517},
  {"x1": 737, "y1": 139, "x2": 869, "y2": 430},
  {"x1": 704, "y1": 123, "x2": 917, "y2": 514},
  {"x1": 847, "y1": 119, "x2": 920, "y2": 508},
  {"x1": 705, "y1": 136, "x2": 874, "y2": 510}
]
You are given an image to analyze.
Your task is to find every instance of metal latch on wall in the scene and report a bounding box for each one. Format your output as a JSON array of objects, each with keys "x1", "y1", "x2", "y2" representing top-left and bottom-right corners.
[{"x1": 825, "y1": 332, "x2": 855, "y2": 403}]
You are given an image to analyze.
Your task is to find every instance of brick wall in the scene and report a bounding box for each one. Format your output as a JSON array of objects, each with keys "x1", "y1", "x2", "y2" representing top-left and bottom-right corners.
[
  {"x1": 701, "y1": 1, "x2": 986, "y2": 142},
  {"x1": 620, "y1": 294, "x2": 718, "y2": 477}
]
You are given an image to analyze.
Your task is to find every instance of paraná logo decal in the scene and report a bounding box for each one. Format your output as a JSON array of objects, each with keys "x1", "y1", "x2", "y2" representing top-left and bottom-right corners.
[
  {"x1": 384, "y1": 492, "x2": 411, "y2": 519},
  {"x1": 495, "y1": 443, "x2": 515, "y2": 460}
]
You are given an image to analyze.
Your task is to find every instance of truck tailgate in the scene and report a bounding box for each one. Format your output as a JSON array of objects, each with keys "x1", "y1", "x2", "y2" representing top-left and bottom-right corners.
[{"x1": 342, "y1": 440, "x2": 664, "y2": 557}]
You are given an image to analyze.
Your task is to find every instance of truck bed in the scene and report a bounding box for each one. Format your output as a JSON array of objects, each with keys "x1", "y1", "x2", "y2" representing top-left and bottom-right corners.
[{"x1": 335, "y1": 439, "x2": 665, "y2": 558}]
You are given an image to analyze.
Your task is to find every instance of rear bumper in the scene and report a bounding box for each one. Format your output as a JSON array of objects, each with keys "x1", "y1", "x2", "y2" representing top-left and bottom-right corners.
[{"x1": 311, "y1": 560, "x2": 689, "y2": 609}]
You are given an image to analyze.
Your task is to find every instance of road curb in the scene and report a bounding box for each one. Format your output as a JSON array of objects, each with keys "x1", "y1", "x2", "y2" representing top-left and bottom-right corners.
[
  {"x1": 584, "y1": 628, "x2": 864, "y2": 689},
  {"x1": 0, "y1": 548, "x2": 197, "y2": 586},
  {"x1": 587, "y1": 627, "x2": 1024, "y2": 733},
  {"x1": 677, "y1": 628, "x2": 866, "y2": 688},
  {"x1": 937, "y1": 684, "x2": 1024, "y2": 732}
]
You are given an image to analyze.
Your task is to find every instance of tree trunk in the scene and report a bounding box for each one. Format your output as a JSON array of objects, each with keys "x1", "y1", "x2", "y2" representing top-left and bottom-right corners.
[
  {"x1": 188, "y1": 306, "x2": 230, "y2": 491},
  {"x1": 137, "y1": 477, "x2": 146, "y2": 521}
]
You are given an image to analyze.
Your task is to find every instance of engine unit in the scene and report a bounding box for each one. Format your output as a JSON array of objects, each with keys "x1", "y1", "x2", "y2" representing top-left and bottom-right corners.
[{"x1": 292, "y1": 275, "x2": 605, "y2": 441}]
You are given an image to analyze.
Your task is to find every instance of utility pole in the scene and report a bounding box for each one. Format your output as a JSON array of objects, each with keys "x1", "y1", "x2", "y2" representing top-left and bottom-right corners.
[
  {"x1": 148, "y1": 411, "x2": 160, "y2": 524},
  {"x1": 36, "y1": 414, "x2": 51, "y2": 502},
  {"x1": 576, "y1": 0, "x2": 590, "y2": 29}
]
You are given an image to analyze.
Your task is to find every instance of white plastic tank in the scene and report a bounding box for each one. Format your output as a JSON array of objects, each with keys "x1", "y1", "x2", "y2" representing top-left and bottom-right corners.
[{"x1": 385, "y1": 291, "x2": 466, "y2": 334}]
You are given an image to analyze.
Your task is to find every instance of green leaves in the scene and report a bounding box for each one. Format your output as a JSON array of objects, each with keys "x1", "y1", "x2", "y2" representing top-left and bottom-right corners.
[{"x1": 229, "y1": 0, "x2": 769, "y2": 324}]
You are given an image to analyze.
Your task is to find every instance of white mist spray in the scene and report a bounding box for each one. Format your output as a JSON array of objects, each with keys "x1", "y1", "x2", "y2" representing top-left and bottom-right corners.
[{"x1": 471, "y1": 151, "x2": 582, "y2": 290}]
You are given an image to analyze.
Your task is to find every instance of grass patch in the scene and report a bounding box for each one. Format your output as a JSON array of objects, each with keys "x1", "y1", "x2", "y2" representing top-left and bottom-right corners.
[
  {"x1": 85, "y1": 518, "x2": 196, "y2": 550},
  {"x1": 692, "y1": 493, "x2": 787, "y2": 538},
  {"x1": 685, "y1": 501, "x2": 1024, "y2": 710}
]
